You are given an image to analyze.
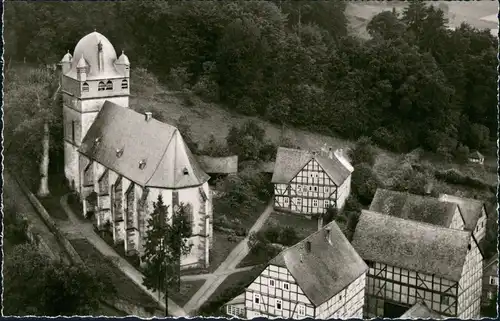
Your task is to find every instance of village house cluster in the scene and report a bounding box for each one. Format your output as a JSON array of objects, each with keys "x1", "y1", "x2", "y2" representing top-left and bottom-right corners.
[{"x1": 61, "y1": 32, "x2": 493, "y2": 318}]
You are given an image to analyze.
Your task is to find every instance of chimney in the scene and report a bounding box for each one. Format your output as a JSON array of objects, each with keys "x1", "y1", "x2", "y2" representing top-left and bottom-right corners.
[
  {"x1": 328, "y1": 147, "x2": 334, "y2": 159},
  {"x1": 325, "y1": 228, "x2": 331, "y2": 244},
  {"x1": 305, "y1": 241, "x2": 311, "y2": 253},
  {"x1": 145, "y1": 112, "x2": 153, "y2": 122}
]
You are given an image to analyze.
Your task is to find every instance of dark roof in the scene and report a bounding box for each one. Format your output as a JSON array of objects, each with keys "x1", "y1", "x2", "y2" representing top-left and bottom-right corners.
[
  {"x1": 352, "y1": 210, "x2": 471, "y2": 281},
  {"x1": 269, "y1": 221, "x2": 368, "y2": 306},
  {"x1": 271, "y1": 147, "x2": 351, "y2": 185},
  {"x1": 400, "y1": 301, "x2": 443, "y2": 319},
  {"x1": 79, "y1": 101, "x2": 210, "y2": 188},
  {"x1": 469, "y1": 150, "x2": 484, "y2": 159},
  {"x1": 369, "y1": 189, "x2": 460, "y2": 228},
  {"x1": 196, "y1": 155, "x2": 238, "y2": 174},
  {"x1": 438, "y1": 194, "x2": 486, "y2": 231},
  {"x1": 484, "y1": 257, "x2": 498, "y2": 272}
]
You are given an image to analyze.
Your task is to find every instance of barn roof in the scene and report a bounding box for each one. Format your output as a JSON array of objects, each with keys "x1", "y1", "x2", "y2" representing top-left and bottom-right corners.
[
  {"x1": 269, "y1": 221, "x2": 368, "y2": 306},
  {"x1": 196, "y1": 155, "x2": 238, "y2": 174},
  {"x1": 79, "y1": 101, "x2": 209, "y2": 188},
  {"x1": 438, "y1": 194, "x2": 486, "y2": 231},
  {"x1": 400, "y1": 301, "x2": 444, "y2": 319},
  {"x1": 271, "y1": 147, "x2": 351, "y2": 185},
  {"x1": 369, "y1": 189, "x2": 460, "y2": 228},
  {"x1": 352, "y1": 210, "x2": 471, "y2": 282}
]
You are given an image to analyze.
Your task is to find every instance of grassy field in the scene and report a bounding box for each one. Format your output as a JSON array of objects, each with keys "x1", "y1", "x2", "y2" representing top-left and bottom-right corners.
[
  {"x1": 346, "y1": 1, "x2": 498, "y2": 39},
  {"x1": 197, "y1": 266, "x2": 264, "y2": 316},
  {"x1": 170, "y1": 279, "x2": 206, "y2": 307},
  {"x1": 69, "y1": 238, "x2": 162, "y2": 310}
]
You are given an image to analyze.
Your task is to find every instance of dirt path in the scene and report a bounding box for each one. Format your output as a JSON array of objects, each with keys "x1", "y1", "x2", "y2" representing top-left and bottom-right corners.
[
  {"x1": 180, "y1": 265, "x2": 257, "y2": 281},
  {"x1": 183, "y1": 199, "x2": 274, "y2": 313},
  {"x1": 59, "y1": 194, "x2": 187, "y2": 317}
]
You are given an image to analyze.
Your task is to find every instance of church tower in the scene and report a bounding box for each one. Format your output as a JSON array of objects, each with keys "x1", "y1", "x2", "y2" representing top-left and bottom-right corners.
[{"x1": 60, "y1": 31, "x2": 130, "y2": 191}]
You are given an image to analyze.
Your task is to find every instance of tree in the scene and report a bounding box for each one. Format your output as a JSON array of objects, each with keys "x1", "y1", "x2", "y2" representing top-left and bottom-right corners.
[
  {"x1": 176, "y1": 115, "x2": 199, "y2": 154},
  {"x1": 226, "y1": 120, "x2": 267, "y2": 162},
  {"x1": 351, "y1": 163, "x2": 381, "y2": 205},
  {"x1": 3, "y1": 243, "x2": 116, "y2": 316},
  {"x1": 349, "y1": 137, "x2": 377, "y2": 167},
  {"x1": 367, "y1": 10, "x2": 406, "y2": 40},
  {"x1": 4, "y1": 67, "x2": 60, "y2": 196},
  {"x1": 141, "y1": 194, "x2": 193, "y2": 316},
  {"x1": 201, "y1": 134, "x2": 231, "y2": 157}
]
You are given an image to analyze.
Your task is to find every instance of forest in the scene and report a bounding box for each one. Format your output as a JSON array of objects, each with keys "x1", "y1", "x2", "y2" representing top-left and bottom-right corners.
[{"x1": 4, "y1": 0, "x2": 497, "y2": 157}]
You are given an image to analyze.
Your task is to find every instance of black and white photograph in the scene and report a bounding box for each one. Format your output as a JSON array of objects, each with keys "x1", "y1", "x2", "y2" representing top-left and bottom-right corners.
[{"x1": 2, "y1": 0, "x2": 498, "y2": 318}]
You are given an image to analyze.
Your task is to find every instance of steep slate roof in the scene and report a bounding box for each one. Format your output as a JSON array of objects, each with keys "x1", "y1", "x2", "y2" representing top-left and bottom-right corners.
[
  {"x1": 271, "y1": 147, "x2": 351, "y2": 185},
  {"x1": 352, "y1": 210, "x2": 471, "y2": 282},
  {"x1": 400, "y1": 301, "x2": 443, "y2": 319},
  {"x1": 195, "y1": 155, "x2": 238, "y2": 174},
  {"x1": 438, "y1": 194, "x2": 486, "y2": 231},
  {"x1": 269, "y1": 221, "x2": 368, "y2": 306},
  {"x1": 369, "y1": 189, "x2": 460, "y2": 228},
  {"x1": 79, "y1": 101, "x2": 210, "y2": 188}
]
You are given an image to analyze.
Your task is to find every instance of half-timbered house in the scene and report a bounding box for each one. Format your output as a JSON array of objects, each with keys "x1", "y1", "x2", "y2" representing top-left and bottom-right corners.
[
  {"x1": 352, "y1": 210, "x2": 483, "y2": 319},
  {"x1": 438, "y1": 194, "x2": 488, "y2": 241},
  {"x1": 369, "y1": 189, "x2": 466, "y2": 230},
  {"x1": 228, "y1": 221, "x2": 368, "y2": 319},
  {"x1": 78, "y1": 101, "x2": 213, "y2": 269},
  {"x1": 272, "y1": 147, "x2": 353, "y2": 216},
  {"x1": 400, "y1": 301, "x2": 444, "y2": 319},
  {"x1": 481, "y1": 257, "x2": 498, "y2": 306}
]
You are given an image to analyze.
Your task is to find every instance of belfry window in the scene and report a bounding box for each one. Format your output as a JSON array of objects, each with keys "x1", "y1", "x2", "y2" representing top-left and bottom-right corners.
[
  {"x1": 82, "y1": 82, "x2": 89, "y2": 92},
  {"x1": 106, "y1": 80, "x2": 113, "y2": 91},
  {"x1": 121, "y1": 79, "x2": 128, "y2": 89},
  {"x1": 71, "y1": 121, "x2": 76, "y2": 142},
  {"x1": 98, "y1": 81, "x2": 105, "y2": 91}
]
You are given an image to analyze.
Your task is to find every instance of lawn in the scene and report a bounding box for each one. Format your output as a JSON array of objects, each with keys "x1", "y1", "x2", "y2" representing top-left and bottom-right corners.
[
  {"x1": 170, "y1": 279, "x2": 206, "y2": 307},
  {"x1": 196, "y1": 265, "x2": 264, "y2": 317},
  {"x1": 69, "y1": 238, "x2": 162, "y2": 310},
  {"x1": 237, "y1": 211, "x2": 319, "y2": 268}
]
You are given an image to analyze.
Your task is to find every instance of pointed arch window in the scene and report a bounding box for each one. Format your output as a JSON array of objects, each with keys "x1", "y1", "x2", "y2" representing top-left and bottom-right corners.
[
  {"x1": 106, "y1": 80, "x2": 113, "y2": 90},
  {"x1": 98, "y1": 81, "x2": 106, "y2": 91},
  {"x1": 82, "y1": 82, "x2": 89, "y2": 92},
  {"x1": 121, "y1": 79, "x2": 128, "y2": 89}
]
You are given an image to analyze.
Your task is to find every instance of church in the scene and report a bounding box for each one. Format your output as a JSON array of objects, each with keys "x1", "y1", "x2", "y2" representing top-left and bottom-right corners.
[{"x1": 60, "y1": 31, "x2": 213, "y2": 269}]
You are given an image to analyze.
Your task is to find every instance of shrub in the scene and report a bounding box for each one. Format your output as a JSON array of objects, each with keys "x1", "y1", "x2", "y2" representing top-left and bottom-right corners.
[
  {"x1": 435, "y1": 168, "x2": 491, "y2": 190},
  {"x1": 351, "y1": 163, "x2": 381, "y2": 205},
  {"x1": 349, "y1": 136, "x2": 377, "y2": 167},
  {"x1": 277, "y1": 226, "x2": 300, "y2": 246}
]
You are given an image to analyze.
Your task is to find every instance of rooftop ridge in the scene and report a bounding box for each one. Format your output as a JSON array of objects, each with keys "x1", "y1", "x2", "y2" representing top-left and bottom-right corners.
[{"x1": 361, "y1": 209, "x2": 471, "y2": 236}]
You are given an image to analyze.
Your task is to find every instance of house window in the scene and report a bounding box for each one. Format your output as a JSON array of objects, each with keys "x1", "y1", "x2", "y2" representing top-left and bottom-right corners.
[
  {"x1": 487, "y1": 291, "x2": 494, "y2": 300},
  {"x1": 82, "y1": 82, "x2": 89, "y2": 92},
  {"x1": 325, "y1": 187, "x2": 329, "y2": 194},
  {"x1": 253, "y1": 293, "x2": 260, "y2": 304},
  {"x1": 275, "y1": 299, "x2": 282, "y2": 310},
  {"x1": 269, "y1": 279, "x2": 275, "y2": 287},
  {"x1": 338, "y1": 294, "x2": 342, "y2": 301},
  {"x1": 489, "y1": 276, "x2": 498, "y2": 285},
  {"x1": 98, "y1": 81, "x2": 106, "y2": 91},
  {"x1": 298, "y1": 304, "x2": 305, "y2": 316},
  {"x1": 106, "y1": 80, "x2": 113, "y2": 90},
  {"x1": 308, "y1": 186, "x2": 313, "y2": 192},
  {"x1": 440, "y1": 295, "x2": 451, "y2": 305},
  {"x1": 284, "y1": 198, "x2": 289, "y2": 204},
  {"x1": 282, "y1": 282, "x2": 290, "y2": 291},
  {"x1": 297, "y1": 185, "x2": 302, "y2": 194},
  {"x1": 324, "y1": 200, "x2": 329, "y2": 208},
  {"x1": 313, "y1": 199, "x2": 318, "y2": 207},
  {"x1": 313, "y1": 186, "x2": 318, "y2": 192},
  {"x1": 121, "y1": 79, "x2": 128, "y2": 89},
  {"x1": 296, "y1": 198, "x2": 302, "y2": 204}
]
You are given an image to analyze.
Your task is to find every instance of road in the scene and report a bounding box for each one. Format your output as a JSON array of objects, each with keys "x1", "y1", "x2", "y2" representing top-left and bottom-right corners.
[{"x1": 182, "y1": 199, "x2": 274, "y2": 313}]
